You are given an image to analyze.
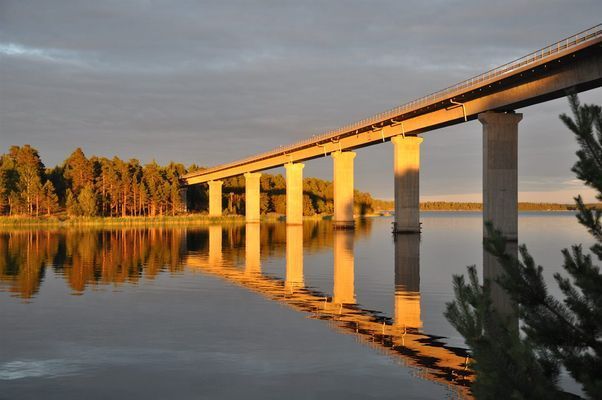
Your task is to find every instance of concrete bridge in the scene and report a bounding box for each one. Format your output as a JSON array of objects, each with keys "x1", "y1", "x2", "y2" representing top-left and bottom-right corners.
[{"x1": 182, "y1": 25, "x2": 602, "y2": 233}]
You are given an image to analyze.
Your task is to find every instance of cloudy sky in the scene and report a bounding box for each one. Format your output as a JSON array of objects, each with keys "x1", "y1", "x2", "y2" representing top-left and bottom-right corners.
[{"x1": 1, "y1": 0, "x2": 601, "y2": 201}]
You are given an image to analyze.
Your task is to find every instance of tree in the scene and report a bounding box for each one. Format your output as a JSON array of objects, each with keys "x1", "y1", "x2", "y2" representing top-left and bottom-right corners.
[
  {"x1": 41, "y1": 181, "x2": 59, "y2": 216},
  {"x1": 65, "y1": 189, "x2": 80, "y2": 217},
  {"x1": 64, "y1": 148, "x2": 94, "y2": 195},
  {"x1": 445, "y1": 95, "x2": 602, "y2": 399},
  {"x1": 0, "y1": 161, "x2": 8, "y2": 215},
  {"x1": 78, "y1": 184, "x2": 98, "y2": 217},
  {"x1": 11, "y1": 145, "x2": 44, "y2": 215}
]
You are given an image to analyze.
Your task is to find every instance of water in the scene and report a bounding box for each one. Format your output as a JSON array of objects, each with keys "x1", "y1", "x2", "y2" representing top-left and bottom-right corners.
[{"x1": 0, "y1": 213, "x2": 591, "y2": 399}]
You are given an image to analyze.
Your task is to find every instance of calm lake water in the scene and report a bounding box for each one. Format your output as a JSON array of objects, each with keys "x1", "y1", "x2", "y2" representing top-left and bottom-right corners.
[{"x1": 0, "y1": 212, "x2": 590, "y2": 399}]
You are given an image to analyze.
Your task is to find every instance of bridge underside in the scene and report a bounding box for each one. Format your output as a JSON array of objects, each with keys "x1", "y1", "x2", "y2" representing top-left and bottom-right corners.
[{"x1": 183, "y1": 39, "x2": 602, "y2": 185}]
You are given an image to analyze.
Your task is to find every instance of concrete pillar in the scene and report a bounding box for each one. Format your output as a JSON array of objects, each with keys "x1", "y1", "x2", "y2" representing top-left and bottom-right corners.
[
  {"x1": 244, "y1": 172, "x2": 262, "y2": 223},
  {"x1": 333, "y1": 229, "x2": 355, "y2": 305},
  {"x1": 479, "y1": 111, "x2": 521, "y2": 331},
  {"x1": 285, "y1": 163, "x2": 304, "y2": 225},
  {"x1": 479, "y1": 111, "x2": 522, "y2": 240},
  {"x1": 245, "y1": 223, "x2": 261, "y2": 275},
  {"x1": 208, "y1": 180, "x2": 223, "y2": 217},
  {"x1": 332, "y1": 151, "x2": 356, "y2": 229},
  {"x1": 285, "y1": 225, "x2": 304, "y2": 291},
  {"x1": 394, "y1": 233, "x2": 422, "y2": 329},
  {"x1": 208, "y1": 224, "x2": 222, "y2": 267},
  {"x1": 179, "y1": 187, "x2": 188, "y2": 213},
  {"x1": 392, "y1": 136, "x2": 423, "y2": 233}
]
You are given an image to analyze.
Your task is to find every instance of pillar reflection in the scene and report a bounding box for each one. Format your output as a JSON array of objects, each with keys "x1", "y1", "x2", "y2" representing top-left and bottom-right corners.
[
  {"x1": 394, "y1": 233, "x2": 422, "y2": 330},
  {"x1": 333, "y1": 229, "x2": 355, "y2": 305},
  {"x1": 208, "y1": 224, "x2": 223, "y2": 267},
  {"x1": 285, "y1": 225, "x2": 304, "y2": 291},
  {"x1": 245, "y1": 223, "x2": 261, "y2": 275},
  {"x1": 484, "y1": 240, "x2": 518, "y2": 332}
]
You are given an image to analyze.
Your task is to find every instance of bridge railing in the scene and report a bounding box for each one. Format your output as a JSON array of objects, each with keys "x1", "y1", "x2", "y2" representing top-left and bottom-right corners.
[{"x1": 186, "y1": 24, "x2": 602, "y2": 180}]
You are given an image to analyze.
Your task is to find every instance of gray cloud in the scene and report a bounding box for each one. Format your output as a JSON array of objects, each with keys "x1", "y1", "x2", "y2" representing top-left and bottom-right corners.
[{"x1": 1, "y1": 0, "x2": 601, "y2": 201}]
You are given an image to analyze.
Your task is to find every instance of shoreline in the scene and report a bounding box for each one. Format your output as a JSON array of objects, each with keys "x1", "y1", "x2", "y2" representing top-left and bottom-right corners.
[{"x1": 0, "y1": 209, "x2": 580, "y2": 228}]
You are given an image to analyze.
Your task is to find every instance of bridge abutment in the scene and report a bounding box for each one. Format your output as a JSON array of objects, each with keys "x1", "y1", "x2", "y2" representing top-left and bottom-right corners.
[
  {"x1": 332, "y1": 151, "x2": 356, "y2": 229},
  {"x1": 392, "y1": 136, "x2": 423, "y2": 233},
  {"x1": 285, "y1": 163, "x2": 305, "y2": 225},
  {"x1": 244, "y1": 172, "x2": 262, "y2": 223},
  {"x1": 208, "y1": 180, "x2": 224, "y2": 217}
]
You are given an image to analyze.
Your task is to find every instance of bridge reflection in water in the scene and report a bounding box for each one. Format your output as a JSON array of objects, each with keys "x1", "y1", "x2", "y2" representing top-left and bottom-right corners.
[
  {"x1": 184, "y1": 222, "x2": 472, "y2": 397},
  {"x1": 0, "y1": 223, "x2": 472, "y2": 397}
]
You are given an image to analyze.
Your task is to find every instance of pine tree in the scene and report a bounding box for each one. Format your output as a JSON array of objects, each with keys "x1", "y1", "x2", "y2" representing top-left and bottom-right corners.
[
  {"x1": 78, "y1": 184, "x2": 97, "y2": 217},
  {"x1": 0, "y1": 163, "x2": 7, "y2": 215},
  {"x1": 41, "y1": 181, "x2": 59, "y2": 216},
  {"x1": 65, "y1": 189, "x2": 80, "y2": 217},
  {"x1": 64, "y1": 148, "x2": 94, "y2": 195},
  {"x1": 445, "y1": 95, "x2": 602, "y2": 399},
  {"x1": 11, "y1": 145, "x2": 44, "y2": 215}
]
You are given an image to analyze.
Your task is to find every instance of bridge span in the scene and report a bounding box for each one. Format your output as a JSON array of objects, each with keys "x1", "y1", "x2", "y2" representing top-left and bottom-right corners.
[{"x1": 182, "y1": 25, "x2": 602, "y2": 233}]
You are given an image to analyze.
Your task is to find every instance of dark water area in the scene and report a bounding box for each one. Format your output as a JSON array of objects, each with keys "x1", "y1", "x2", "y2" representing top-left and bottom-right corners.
[{"x1": 0, "y1": 213, "x2": 590, "y2": 399}]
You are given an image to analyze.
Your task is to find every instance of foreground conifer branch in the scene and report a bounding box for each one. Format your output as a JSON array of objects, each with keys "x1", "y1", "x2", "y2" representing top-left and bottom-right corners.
[{"x1": 445, "y1": 95, "x2": 602, "y2": 399}]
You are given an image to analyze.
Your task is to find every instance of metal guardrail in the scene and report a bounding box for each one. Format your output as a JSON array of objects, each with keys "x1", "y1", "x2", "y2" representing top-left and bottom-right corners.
[{"x1": 186, "y1": 24, "x2": 602, "y2": 180}]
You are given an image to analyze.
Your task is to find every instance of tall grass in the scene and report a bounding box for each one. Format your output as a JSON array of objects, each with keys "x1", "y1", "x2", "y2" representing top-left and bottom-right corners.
[{"x1": 0, "y1": 214, "x2": 245, "y2": 228}]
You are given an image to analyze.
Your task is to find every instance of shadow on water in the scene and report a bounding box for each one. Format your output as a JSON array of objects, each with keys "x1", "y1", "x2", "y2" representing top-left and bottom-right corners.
[{"x1": 0, "y1": 219, "x2": 472, "y2": 398}]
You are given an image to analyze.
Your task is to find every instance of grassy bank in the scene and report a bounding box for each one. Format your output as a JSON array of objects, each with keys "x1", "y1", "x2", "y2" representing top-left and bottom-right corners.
[{"x1": 0, "y1": 214, "x2": 246, "y2": 228}]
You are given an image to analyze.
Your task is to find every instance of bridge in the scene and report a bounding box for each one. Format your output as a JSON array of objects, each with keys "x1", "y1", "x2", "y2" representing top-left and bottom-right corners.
[{"x1": 182, "y1": 25, "x2": 602, "y2": 234}]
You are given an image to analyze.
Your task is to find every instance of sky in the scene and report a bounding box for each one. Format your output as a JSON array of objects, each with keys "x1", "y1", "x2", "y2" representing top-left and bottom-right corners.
[{"x1": 1, "y1": 0, "x2": 601, "y2": 202}]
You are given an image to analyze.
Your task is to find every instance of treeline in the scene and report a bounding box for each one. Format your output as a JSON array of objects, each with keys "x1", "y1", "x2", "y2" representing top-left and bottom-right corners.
[
  {"x1": 0, "y1": 145, "x2": 187, "y2": 217},
  {"x1": 0, "y1": 145, "x2": 383, "y2": 218}
]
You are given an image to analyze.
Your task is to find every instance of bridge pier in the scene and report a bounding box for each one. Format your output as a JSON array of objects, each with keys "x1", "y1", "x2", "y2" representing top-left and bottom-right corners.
[
  {"x1": 244, "y1": 172, "x2": 262, "y2": 223},
  {"x1": 208, "y1": 180, "x2": 223, "y2": 217},
  {"x1": 285, "y1": 162, "x2": 305, "y2": 225},
  {"x1": 332, "y1": 151, "x2": 356, "y2": 229},
  {"x1": 480, "y1": 111, "x2": 521, "y2": 330},
  {"x1": 480, "y1": 111, "x2": 521, "y2": 240},
  {"x1": 333, "y1": 229, "x2": 355, "y2": 305},
  {"x1": 392, "y1": 136, "x2": 423, "y2": 233}
]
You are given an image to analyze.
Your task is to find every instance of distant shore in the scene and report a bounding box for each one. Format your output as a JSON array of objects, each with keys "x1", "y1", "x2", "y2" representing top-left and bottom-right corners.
[{"x1": 378, "y1": 201, "x2": 594, "y2": 213}]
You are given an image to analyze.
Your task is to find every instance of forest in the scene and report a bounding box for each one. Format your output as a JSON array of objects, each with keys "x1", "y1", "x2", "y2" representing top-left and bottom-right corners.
[{"x1": 0, "y1": 145, "x2": 379, "y2": 218}]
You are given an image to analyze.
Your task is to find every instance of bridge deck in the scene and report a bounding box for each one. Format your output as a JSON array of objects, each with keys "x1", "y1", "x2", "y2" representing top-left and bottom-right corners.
[{"x1": 183, "y1": 25, "x2": 602, "y2": 185}]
